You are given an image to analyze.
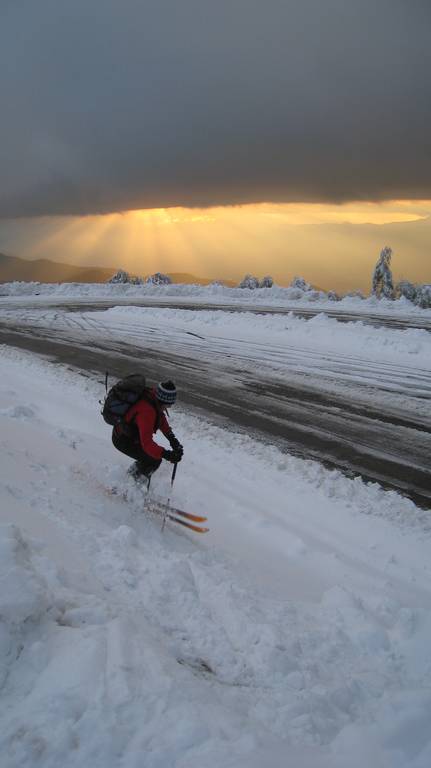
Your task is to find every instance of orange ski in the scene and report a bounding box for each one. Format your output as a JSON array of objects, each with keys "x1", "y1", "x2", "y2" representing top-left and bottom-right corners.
[
  {"x1": 167, "y1": 514, "x2": 209, "y2": 534},
  {"x1": 148, "y1": 500, "x2": 207, "y2": 523},
  {"x1": 168, "y1": 507, "x2": 207, "y2": 523}
]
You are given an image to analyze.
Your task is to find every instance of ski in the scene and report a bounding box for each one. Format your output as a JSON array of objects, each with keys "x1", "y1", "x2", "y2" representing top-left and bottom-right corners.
[
  {"x1": 104, "y1": 481, "x2": 209, "y2": 532},
  {"x1": 166, "y1": 506, "x2": 207, "y2": 523},
  {"x1": 146, "y1": 500, "x2": 207, "y2": 523},
  {"x1": 166, "y1": 514, "x2": 209, "y2": 534}
]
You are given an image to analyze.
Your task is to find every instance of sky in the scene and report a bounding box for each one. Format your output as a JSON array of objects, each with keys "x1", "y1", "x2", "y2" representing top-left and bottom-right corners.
[
  {"x1": 1, "y1": 201, "x2": 431, "y2": 292},
  {"x1": 1, "y1": 1, "x2": 431, "y2": 289}
]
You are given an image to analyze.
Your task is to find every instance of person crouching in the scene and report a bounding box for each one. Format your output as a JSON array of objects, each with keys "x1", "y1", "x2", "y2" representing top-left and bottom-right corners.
[{"x1": 112, "y1": 380, "x2": 183, "y2": 481}]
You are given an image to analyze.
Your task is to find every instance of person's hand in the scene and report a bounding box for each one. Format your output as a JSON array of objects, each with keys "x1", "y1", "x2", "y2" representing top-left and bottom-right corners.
[
  {"x1": 163, "y1": 446, "x2": 183, "y2": 463},
  {"x1": 174, "y1": 445, "x2": 184, "y2": 460}
]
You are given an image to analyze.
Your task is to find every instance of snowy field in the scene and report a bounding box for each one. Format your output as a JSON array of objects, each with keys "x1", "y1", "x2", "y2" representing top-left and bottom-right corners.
[{"x1": 1, "y1": 346, "x2": 431, "y2": 768}]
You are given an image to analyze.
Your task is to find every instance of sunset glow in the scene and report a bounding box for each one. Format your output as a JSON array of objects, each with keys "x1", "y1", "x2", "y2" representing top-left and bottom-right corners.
[{"x1": 3, "y1": 200, "x2": 431, "y2": 292}]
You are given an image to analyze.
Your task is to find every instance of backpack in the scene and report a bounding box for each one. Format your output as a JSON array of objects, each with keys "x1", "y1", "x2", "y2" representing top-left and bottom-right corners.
[{"x1": 102, "y1": 373, "x2": 148, "y2": 427}]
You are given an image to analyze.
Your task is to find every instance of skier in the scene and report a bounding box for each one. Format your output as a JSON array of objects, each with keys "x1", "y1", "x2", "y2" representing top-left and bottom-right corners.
[
  {"x1": 111, "y1": 379, "x2": 184, "y2": 481},
  {"x1": 372, "y1": 246, "x2": 394, "y2": 299}
]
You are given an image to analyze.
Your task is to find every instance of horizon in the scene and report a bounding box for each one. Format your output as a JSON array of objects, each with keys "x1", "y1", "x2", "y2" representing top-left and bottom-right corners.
[{"x1": 1, "y1": 200, "x2": 430, "y2": 293}]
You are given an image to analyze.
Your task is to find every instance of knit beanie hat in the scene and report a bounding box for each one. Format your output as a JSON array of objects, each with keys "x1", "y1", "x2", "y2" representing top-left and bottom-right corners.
[{"x1": 156, "y1": 380, "x2": 177, "y2": 404}]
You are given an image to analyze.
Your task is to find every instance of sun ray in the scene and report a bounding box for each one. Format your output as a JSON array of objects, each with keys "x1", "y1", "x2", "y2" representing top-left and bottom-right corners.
[{"x1": 7, "y1": 199, "x2": 431, "y2": 292}]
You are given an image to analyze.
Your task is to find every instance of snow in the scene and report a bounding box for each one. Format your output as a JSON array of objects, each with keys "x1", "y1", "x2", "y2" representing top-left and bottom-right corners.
[
  {"x1": 1, "y1": 345, "x2": 431, "y2": 767},
  {"x1": 1, "y1": 278, "x2": 431, "y2": 318},
  {"x1": 101, "y1": 305, "x2": 431, "y2": 367}
]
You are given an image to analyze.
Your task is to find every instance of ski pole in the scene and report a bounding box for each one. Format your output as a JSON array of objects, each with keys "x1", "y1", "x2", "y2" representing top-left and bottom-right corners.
[
  {"x1": 171, "y1": 461, "x2": 178, "y2": 487},
  {"x1": 162, "y1": 461, "x2": 178, "y2": 532}
]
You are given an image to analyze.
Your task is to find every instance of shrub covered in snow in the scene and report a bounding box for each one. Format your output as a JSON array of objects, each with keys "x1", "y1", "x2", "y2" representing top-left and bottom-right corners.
[
  {"x1": 393, "y1": 281, "x2": 431, "y2": 308},
  {"x1": 415, "y1": 284, "x2": 431, "y2": 308},
  {"x1": 290, "y1": 276, "x2": 312, "y2": 292},
  {"x1": 108, "y1": 269, "x2": 143, "y2": 285},
  {"x1": 345, "y1": 290, "x2": 366, "y2": 300},
  {"x1": 108, "y1": 269, "x2": 131, "y2": 284},
  {"x1": 392, "y1": 281, "x2": 431, "y2": 308},
  {"x1": 396, "y1": 281, "x2": 417, "y2": 303},
  {"x1": 239, "y1": 274, "x2": 260, "y2": 289},
  {"x1": 146, "y1": 272, "x2": 172, "y2": 285},
  {"x1": 327, "y1": 290, "x2": 341, "y2": 301},
  {"x1": 259, "y1": 275, "x2": 274, "y2": 288}
]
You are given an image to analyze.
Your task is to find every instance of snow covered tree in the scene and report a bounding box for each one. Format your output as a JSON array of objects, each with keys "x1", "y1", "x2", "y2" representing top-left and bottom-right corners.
[
  {"x1": 259, "y1": 275, "x2": 274, "y2": 288},
  {"x1": 396, "y1": 280, "x2": 417, "y2": 303},
  {"x1": 394, "y1": 281, "x2": 431, "y2": 308},
  {"x1": 146, "y1": 272, "x2": 172, "y2": 285},
  {"x1": 415, "y1": 284, "x2": 431, "y2": 308},
  {"x1": 239, "y1": 274, "x2": 260, "y2": 289},
  {"x1": 290, "y1": 276, "x2": 312, "y2": 292},
  {"x1": 108, "y1": 269, "x2": 131, "y2": 284},
  {"x1": 372, "y1": 247, "x2": 394, "y2": 299},
  {"x1": 108, "y1": 269, "x2": 144, "y2": 285},
  {"x1": 327, "y1": 290, "x2": 340, "y2": 301}
]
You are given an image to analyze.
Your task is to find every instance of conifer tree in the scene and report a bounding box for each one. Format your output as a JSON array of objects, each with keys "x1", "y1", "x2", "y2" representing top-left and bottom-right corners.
[{"x1": 372, "y1": 247, "x2": 394, "y2": 299}]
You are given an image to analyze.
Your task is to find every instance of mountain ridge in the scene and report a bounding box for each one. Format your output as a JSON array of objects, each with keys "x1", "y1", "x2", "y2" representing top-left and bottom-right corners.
[{"x1": 0, "y1": 253, "x2": 233, "y2": 286}]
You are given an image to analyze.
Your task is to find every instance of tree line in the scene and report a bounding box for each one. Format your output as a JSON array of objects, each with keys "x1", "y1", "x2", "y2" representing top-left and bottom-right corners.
[{"x1": 107, "y1": 249, "x2": 431, "y2": 308}]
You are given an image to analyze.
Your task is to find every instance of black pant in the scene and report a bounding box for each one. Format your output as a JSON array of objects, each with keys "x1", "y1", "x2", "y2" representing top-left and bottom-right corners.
[{"x1": 112, "y1": 429, "x2": 162, "y2": 477}]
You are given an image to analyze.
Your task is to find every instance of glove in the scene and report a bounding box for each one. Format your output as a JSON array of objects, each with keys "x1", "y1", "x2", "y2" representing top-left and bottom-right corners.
[
  {"x1": 167, "y1": 431, "x2": 182, "y2": 451},
  {"x1": 163, "y1": 446, "x2": 183, "y2": 463}
]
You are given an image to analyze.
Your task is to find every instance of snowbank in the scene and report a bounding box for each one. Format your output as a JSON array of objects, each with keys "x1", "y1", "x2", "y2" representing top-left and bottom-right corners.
[
  {"x1": 1, "y1": 278, "x2": 430, "y2": 318},
  {"x1": 102, "y1": 306, "x2": 431, "y2": 368},
  {"x1": 1, "y1": 346, "x2": 431, "y2": 767}
]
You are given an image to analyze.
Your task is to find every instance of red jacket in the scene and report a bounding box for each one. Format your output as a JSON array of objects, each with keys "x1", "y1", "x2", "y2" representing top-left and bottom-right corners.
[{"x1": 125, "y1": 392, "x2": 171, "y2": 460}]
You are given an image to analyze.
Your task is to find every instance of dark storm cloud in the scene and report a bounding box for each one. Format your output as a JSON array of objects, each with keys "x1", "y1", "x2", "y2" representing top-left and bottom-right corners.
[{"x1": 1, "y1": 0, "x2": 431, "y2": 217}]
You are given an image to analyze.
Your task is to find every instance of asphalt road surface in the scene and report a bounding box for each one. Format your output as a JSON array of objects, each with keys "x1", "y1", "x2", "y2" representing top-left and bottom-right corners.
[{"x1": 1, "y1": 313, "x2": 430, "y2": 509}]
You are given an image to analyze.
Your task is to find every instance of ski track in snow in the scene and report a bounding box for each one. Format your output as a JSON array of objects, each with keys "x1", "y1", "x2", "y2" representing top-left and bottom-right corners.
[{"x1": 1, "y1": 346, "x2": 431, "y2": 768}]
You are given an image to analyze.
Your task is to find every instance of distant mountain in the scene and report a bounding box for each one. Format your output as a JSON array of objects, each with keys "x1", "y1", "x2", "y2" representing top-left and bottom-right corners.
[
  {"x1": 0, "y1": 253, "x2": 116, "y2": 284},
  {"x1": 0, "y1": 254, "x2": 235, "y2": 286}
]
